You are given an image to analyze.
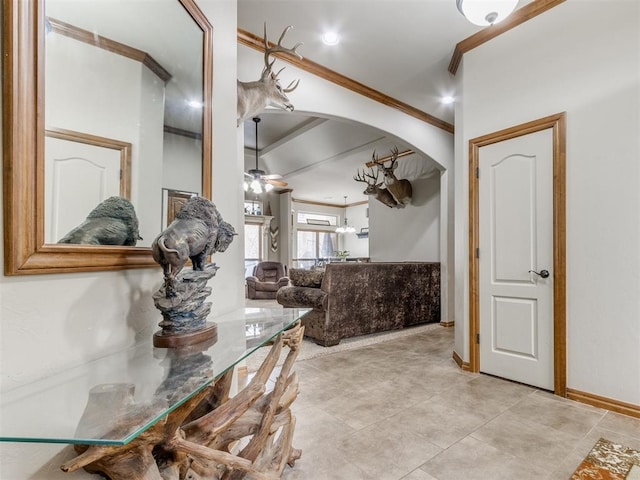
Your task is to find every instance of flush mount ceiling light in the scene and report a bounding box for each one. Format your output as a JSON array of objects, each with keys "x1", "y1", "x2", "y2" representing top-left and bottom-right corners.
[
  {"x1": 456, "y1": 0, "x2": 518, "y2": 26},
  {"x1": 321, "y1": 31, "x2": 340, "y2": 46}
]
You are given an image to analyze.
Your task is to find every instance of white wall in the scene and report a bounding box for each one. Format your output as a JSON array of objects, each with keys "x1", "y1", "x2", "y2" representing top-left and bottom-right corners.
[
  {"x1": 455, "y1": 1, "x2": 640, "y2": 405},
  {"x1": 369, "y1": 157, "x2": 441, "y2": 262},
  {"x1": 162, "y1": 132, "x2": 203, "y2": 196},
  {"x1": 343, "y1": 203, "x2": 369, "y2": 258},
  {"x1": 0, "y1": 1, "x2": 240, "y2": 477},
  {"x1": 46, "y1": 33, "x2": 165, "y2": 246}
]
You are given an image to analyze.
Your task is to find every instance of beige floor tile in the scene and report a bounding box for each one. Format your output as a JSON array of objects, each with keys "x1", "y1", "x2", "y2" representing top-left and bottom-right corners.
[
  {"x1": 401, "y1": 469, "x2": 439, "y2": 480},
  {"x1": 597, "y1": 411, "x2": 640, "y2": 440},
  {"x1": 320, "y1": 379, "x2": 430, "y2": 430},
  {"x1": 336, "y1": 420, "x2": 442, "y2": 480},
  {"x1": 270, "y1": 322, "x2": 640, "y2": 480},
  {"x1": 282, "y1": 443, "x2": 371, "y2": 480},
  {"x1": 469, "y1": 409, "x2": 583, "y2": 470},
  {"x1": 388, "y1": 400, "x2": 490, "y2": 449},
  {"x1": 290, "y1": 406, "x2": 356, "y2": 451},
  {"x1": 420, "y1": 436, "x2": 550, "y2": 480},
  {"x1": 431, "y1": 374, "x2": 536, "y2": 421},
  {"x1": 572, "y1": 426, "x2": 640, "y2": 459},
  {"x1": 507, "y1": 389, "x2": 606, "y2": 437}
]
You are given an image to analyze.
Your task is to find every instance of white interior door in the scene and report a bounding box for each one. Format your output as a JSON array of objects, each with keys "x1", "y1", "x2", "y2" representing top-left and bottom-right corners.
[
  {"x1": 478, "y1": 128, "x2": 554, "y2": 390},
  {"x1": 45, "y1": 136, "x2": 122, "y2": 243}
]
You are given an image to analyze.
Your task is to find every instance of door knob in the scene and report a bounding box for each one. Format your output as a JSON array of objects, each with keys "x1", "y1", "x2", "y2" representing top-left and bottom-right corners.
[{"x1": 529, "y1": 269, "x2": 550, "y2": 278}]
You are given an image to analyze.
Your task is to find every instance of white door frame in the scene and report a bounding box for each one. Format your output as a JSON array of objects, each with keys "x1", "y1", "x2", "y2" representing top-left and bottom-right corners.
[{"x1": 468, "y1": 112, "x2": 567, "y2": 396}]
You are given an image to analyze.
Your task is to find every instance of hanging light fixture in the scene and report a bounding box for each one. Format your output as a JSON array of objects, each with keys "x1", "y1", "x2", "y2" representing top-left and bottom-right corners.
[
  {"x1": 456, "y1": 0, "x2": 518, "y2": 26},
  {"x1": 335, "y1": 196, "x2": 356, "y2": 234},
  {"x1": 244, "y1": 117, "x2": 274, "y2": 195}
]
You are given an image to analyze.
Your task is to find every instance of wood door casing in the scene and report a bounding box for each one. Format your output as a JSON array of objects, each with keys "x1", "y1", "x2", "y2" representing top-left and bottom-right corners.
[{"x1": 468, "y1": 112, "x2": 567, "y2": 396}]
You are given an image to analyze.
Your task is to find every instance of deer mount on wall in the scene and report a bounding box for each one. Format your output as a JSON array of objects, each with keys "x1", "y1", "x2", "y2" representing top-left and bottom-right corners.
[
  {"x1": 354, "y1": 167, "x2": 398, "y2": 208},
  {"x1": 237, "y1": 24, "x2": 303, "y2": 126},
  {"x1": 355, "y1": 148, "x2": 413, "y2": 208}
]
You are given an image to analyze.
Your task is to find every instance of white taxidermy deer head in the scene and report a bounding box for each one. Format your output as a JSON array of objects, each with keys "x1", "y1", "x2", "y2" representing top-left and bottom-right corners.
[{"x1": 237, "y1": 24, "x2": 303, "y2": 126}]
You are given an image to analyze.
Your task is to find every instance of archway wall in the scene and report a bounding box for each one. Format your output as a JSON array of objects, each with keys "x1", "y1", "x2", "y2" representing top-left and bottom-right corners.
[
  {"x1": 239, "y1": 44, "x2": 455, "y2": 323},
  {"x1": 238, "y1": 46, "x2": 454, "y2": 171}
]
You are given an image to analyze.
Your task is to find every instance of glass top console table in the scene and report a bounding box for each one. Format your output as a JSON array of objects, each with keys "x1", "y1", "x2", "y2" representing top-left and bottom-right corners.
[{"x1": 0, "y1": 307, "x2": 309, "y2": 479}]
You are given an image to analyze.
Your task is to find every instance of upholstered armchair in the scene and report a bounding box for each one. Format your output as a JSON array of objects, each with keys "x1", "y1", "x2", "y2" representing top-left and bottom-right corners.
[{"x1": 246, "y1": 261, "x2": 290, "y2": 299}]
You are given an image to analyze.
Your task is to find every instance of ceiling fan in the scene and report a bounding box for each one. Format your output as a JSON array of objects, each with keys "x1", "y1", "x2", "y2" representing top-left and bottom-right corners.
[{"x1": 244, "y1": 117, "x2": 288, "y2": 194}]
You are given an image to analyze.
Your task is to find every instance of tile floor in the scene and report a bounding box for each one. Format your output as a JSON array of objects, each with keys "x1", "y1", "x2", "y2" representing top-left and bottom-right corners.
[{"x1": 275, "y1": 325, "x2": 640, "y2": 480}]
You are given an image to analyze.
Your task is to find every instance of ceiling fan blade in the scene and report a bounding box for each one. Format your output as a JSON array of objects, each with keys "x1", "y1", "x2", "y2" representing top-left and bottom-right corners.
[
  {"x1": 267, "y1": 179, "x2": 288, "y2": 187},
  {"x1": 262, "y1": 173, "x2": 283, "y2": 180}
]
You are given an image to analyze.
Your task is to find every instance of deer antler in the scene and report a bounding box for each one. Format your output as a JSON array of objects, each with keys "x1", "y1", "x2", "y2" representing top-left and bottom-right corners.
[
  {"x1": 261, "y1": 24, "x2": 303, "y2": 81},
  {"x1": 354, "y1": 169, "x2": 374, "y2": 185},
  {"x1": 364, "y1": 168, "x2": 380, "y2": 183},
  {"x1": 371, "y1": 150, "x2": 385, "y2": 167},
  {"x1": 283, "y1": 79, "x2": 300, "y2": 93},
  {"x1": 389, "y1": 147, "x2": 400, "y2": 168},
  {"x1": 354, "y1": 168, "x2": 381, "y2": 185}
]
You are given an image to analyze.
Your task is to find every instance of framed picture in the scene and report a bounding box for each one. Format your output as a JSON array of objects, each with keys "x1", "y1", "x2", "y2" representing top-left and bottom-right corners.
[
  {"x1": 244, "y1": 200, "x2": 262, "y2": 216},
  {"x1": 161, "y1": 189, "x2": 199, "y2": 230}
]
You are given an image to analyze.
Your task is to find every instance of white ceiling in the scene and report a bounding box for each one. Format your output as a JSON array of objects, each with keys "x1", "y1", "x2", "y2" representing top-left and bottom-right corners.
[
  {"x1": 242, "y1": 111, "x2": 437, "y2": 204},
  {"x1": 238, "y1": 0, "x2": 532, "y2": 205}
]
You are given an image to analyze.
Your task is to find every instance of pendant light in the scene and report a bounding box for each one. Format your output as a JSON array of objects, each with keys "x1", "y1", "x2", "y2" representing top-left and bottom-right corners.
[
  {"x1": 244, "y1": 117, "x2": 274, "y2": 195},
  {"x1": 335, "y1": 196, "x2": 355, "y2": 234},
  {"x1": 456, "y1": 0, "x2": 518, "y2": 26}
]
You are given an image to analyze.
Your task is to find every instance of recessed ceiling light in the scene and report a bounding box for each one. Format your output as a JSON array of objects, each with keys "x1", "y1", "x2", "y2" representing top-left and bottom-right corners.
[
  {"x1": 441, "y1": 95, "x2": 455, "y2": 105},
  {"x1": 321, "y1": 31, "x2": 340, "y2": 46}
]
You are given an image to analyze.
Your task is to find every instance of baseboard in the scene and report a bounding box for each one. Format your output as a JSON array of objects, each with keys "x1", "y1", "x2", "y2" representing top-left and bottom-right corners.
[
  {"x1": 440, "y1": 321, "x2": 455, "y2": 327},
  {"x1": 567, "y1": 388, "x2": 640, "y2": 419},
  {"x1": 452, "y1": 350, "x2": 471, "y2": 372}
]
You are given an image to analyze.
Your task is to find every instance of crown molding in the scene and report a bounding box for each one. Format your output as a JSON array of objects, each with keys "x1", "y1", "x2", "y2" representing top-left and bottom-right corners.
[
  {"x1": 238, "y1": 29, "x2": 454, "y2": 134},
  {"x1": 48, "y1": 17, "x2": 172, "y2": 82}
]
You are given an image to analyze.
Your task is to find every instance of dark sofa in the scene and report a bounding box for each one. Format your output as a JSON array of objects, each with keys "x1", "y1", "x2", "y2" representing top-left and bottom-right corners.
[{"x1": 277, "y1": 262, "x2": 440, "y2": 346}]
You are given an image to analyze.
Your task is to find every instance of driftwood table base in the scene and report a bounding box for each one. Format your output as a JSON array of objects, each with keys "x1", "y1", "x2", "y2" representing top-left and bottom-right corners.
[{"x1": 60, "y1": 321, "x2": 304, "y2": 480}]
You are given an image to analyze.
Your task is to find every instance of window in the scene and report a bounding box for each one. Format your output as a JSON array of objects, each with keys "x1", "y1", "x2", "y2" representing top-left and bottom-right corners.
[
  {"x1": 294, "y1": 230, "x2": 337, "y2": 268},
  {"x1": 244, "y1": 223, "x2": 262, "y2": 277}
]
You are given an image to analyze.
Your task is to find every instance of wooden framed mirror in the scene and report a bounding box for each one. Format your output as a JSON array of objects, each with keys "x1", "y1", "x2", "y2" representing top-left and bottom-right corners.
[{"x1": 2, "y1": 0, "x2": 212, "y2": 275}]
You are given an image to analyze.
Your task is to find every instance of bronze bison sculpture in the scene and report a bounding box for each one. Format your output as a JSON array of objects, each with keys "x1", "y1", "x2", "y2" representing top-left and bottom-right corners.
[{"x1": 151, "y1": 197, "x2": 236, "y2": 297}]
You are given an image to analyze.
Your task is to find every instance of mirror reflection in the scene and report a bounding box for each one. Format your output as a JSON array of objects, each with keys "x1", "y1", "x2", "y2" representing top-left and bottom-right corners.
[{"x1": 44, "y1": 0, "x2": 205, "y2": 247}]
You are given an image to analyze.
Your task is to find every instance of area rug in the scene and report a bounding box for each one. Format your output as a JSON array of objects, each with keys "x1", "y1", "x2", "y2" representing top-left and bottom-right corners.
[
  {"x1": 245, "y1": 322, "x2": 443, "y2": 372},
  {"x1": 570, "y1": 438, "x2": 640, "y2": 479}
]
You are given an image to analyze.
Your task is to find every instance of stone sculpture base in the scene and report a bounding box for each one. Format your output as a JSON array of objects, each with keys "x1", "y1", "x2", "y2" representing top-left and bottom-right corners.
[{"x1": 153, "y1": 263, "x2": 219, "y2": 348}]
